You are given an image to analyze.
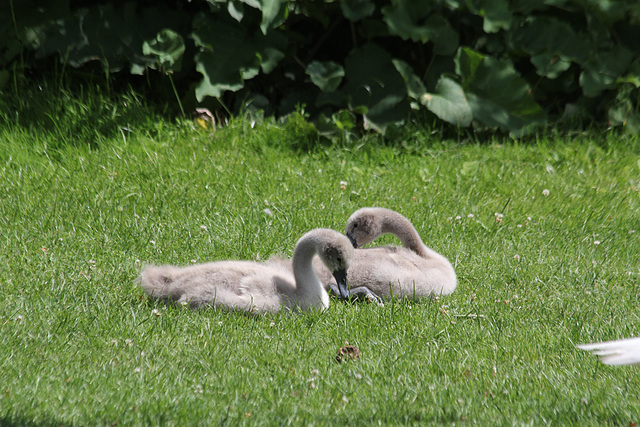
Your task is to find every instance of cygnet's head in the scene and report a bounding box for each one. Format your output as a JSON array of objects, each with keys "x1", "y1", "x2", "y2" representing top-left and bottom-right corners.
[
  {"x1": 317, "y1": 235, "x2": 354, "y2": 299},
  {"x1": 345, "y1": 207, "x2": 387, "y2": 248}
]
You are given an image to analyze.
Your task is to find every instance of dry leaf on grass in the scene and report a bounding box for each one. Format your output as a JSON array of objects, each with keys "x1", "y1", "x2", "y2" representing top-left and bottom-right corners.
[{"x1": 336, "y1": 343, "x2": 359, "y2": 363}]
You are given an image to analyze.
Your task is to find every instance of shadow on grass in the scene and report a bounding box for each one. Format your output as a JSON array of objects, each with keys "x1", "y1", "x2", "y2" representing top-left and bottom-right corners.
[
  {"x1": 0, "y1": 413, "x2": 78, "y2": 427},
  {"x1": 0, "y1": 68, "x2": 170, "y2": 150}
]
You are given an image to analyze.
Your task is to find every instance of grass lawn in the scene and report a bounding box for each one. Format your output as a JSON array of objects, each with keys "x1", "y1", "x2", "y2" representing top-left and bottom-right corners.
[{"x1": 1, "y1": 86, "x2": 639, "y2": 425}]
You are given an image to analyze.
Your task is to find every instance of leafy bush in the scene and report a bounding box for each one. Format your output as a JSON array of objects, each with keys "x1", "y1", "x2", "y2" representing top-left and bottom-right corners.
[{"x1": 2, "y1": 0, "x2": 640, "y2": 137}]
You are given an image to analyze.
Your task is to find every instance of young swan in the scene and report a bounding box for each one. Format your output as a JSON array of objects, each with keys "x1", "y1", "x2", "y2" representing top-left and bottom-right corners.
[
  {"x1": 138, "y1": 229, "x2": 353, "y2": 314},
  {"x1": 577, "y1": 337, "x2": 640, "y2": 366},
  {"x1": 315, "y1": 207, "x2": 457, "y2": 300}
]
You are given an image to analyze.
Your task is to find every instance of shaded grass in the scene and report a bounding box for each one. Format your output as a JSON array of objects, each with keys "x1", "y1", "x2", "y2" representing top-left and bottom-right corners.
[{"x1": 1, "y1": 88, "x2": 640, "y2": 425}]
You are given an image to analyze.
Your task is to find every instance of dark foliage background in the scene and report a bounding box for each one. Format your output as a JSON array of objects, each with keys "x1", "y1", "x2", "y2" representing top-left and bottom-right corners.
[{"x1": 2, "y1": 0, "x2": 639, "y2": 137}]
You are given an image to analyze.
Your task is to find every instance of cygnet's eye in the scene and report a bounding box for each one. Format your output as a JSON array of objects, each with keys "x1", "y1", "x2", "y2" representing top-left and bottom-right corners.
[
  {"x1": 336, "y1": 257, "x2": 342, "y2": 264},
  {"x1": 352, "y1": 223, "x2": 358, "y2": 228}
]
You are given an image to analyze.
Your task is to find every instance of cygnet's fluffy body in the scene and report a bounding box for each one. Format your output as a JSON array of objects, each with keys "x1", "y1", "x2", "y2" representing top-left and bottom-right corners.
[
  {"x1": 138, "y1": 228, "x2": 353, "y2": 313},
  {"x1": 315, "y1": 207, "x2": 457, "y2": 299}
]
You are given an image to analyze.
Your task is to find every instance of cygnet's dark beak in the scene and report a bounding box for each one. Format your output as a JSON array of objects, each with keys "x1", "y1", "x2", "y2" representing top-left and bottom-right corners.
[
  {"x1": 333, "y1": 268, "x2": 350, "y2": 299},
  {"x1": 346, "y1": 232, "x2": 358, "y2": 248}
]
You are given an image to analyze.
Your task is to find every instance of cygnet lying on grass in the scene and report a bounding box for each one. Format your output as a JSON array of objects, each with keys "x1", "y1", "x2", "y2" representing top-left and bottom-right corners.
[
  {"x1": 315, "y1": 207, "x2": 457, "y2": 301},
  {"x1": 138, "y1": 228, "x2": 353, "y2": 314}
]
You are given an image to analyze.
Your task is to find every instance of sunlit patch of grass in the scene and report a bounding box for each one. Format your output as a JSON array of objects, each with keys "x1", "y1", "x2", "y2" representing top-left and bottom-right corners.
[{"x1": 1, "y1": 85, "x2": 639, "y2": 424}]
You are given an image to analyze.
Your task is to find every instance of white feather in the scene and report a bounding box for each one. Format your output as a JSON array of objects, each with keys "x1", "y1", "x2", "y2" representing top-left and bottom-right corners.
[{"x1": 577, "y1": 337, "x2": 640, "y2": 366}]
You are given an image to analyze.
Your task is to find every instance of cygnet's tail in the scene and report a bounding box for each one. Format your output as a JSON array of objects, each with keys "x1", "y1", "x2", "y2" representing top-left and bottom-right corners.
[{"x1": 137, "y1": 265, "x2": 181, "y2": 300}]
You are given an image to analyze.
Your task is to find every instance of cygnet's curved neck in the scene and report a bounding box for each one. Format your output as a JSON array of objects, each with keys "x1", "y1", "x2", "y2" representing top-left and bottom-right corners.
[
  {"x1": 381, "y1": 210, "x2": 430, "y2": 258},
  {"x1": 291, "y1": 235, "x2": 329, "y2": 311}
]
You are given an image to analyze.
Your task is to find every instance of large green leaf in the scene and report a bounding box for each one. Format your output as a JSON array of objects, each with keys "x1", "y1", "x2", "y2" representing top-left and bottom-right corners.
[
  {"x1": 192, "y1": 13, "x2": 261, "y2": 100},
  {"x1": 332, "y1": 109, "x2": 357, "y2": 131},
  {"x1": 205, "y1": 0, "x2": 228, "y2": 6},
  {"x1": 382, "y1": 0, "x2": 432, "y2": 42},
  {"x1": 192, "y1": 10, "x2": 286, "y2": 101},
  {"x1": 382, "y1": 2, "x2": 458, "y2": 54},
  {"x1": 306, "y1": 61, "x2": 345, "y2": 92},
  {"x1": 227, "y1": 1, "x2": 245, "y2": 21},
  {"x1": 224, "y1": 0, "x2": 286, "y2": 34},
  {"x1": 584, "y1": 0, "x2": 640, "y2": 23},
  {"x1": 392, "y1": 59, "x2": 426, "y2": 101},
  {"x1": 423, "y1": 15, "x2": 459, "y2": 56},
  {"x1": 314, "y1": 110, "x2": 357, "y2": 140},
  {"x1": 142, "y1": 29, "x2": 185, "y2": 73},
  {"x1": 468, "y1": 0, "x2": 512, "y2": 33},
  {"x1": 256, "y1": 30, "x2": 287, "y2": 74},
  {"x1": 510, "y1": 16, "x2": 590, "y2": 62},
  {"x1": 365, "y1": 101, "x2": 410, "y2": 133},
  {"x1": 456, "y1": 48, "x2": 484, "y2": 84},
  {"x1": 0, "y1": 0, "x2": 70, "y2": 65},
  {"x1": 237, "y1": 0, "x2": 261, "y2": 9},
  {"x1": 341, "y1": 0, "x2": 376, "y2": 22},
  {"x1": 455, "y1": 47, "x2": 546, "y2": 136},
  {"x1": 37, "y1": 4, "x2": 138, "y2": 71},
  {"x1": 617, "y1": 59, "x2": 640, "y2": 88},
  {"x1": 509, "y1": 16, "x2": 590, "y2": 78},
  {"x1": 580, "y1": 47, "x2": 635, "y2": 97},
  {"x1": 530, "y1": 53, "x2": 571, "y2": 79},
  {"x1": 258, "y1": 0, "x2": 287, "y2": 34},
  {"x1": 344, "y1": 44, "x2": 408, "y2": 132},
  {"x1": 35, "y1": 3, "x2": 188, "y2": 74},
  {"x1": 508, "y1": 0, "x2": 546, "y2": 15},
  {"x1": 608, "y1": 84, "x2": 640, "y2": 133},
  {"x1": 421, "y1": 76, "x2": 472, "y2": 127}
]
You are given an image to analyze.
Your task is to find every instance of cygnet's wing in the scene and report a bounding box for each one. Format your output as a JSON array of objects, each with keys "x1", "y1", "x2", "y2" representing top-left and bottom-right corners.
[
  {"x1": 315, "y1": 244, "x2": 455, "y2": 298},
  {"x1": 348, "y1": 246, "x2": 454, "y2": 297},
  {"x1": 577, "y1": 337, "x2": 640, "y2": 366}
]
